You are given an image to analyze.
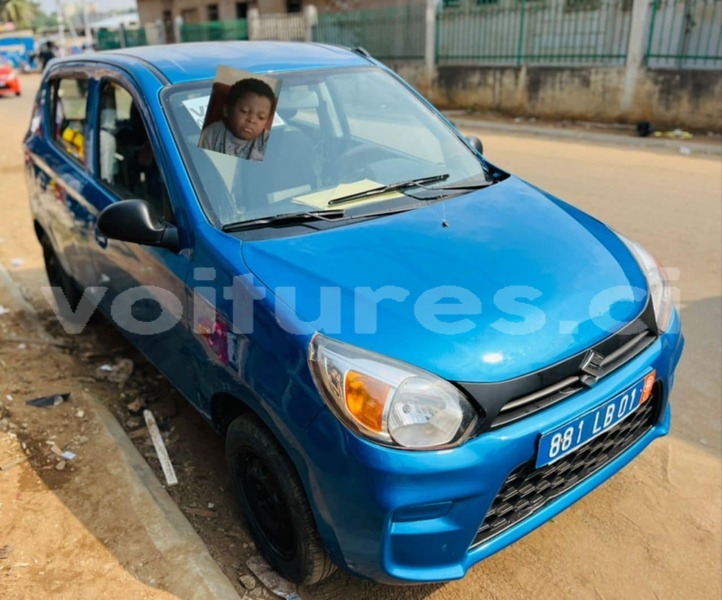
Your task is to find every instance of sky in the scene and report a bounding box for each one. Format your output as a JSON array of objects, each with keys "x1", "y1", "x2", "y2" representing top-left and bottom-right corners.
[{"x1": 37, "y1": 0, "x2": 138, "y2": 16}]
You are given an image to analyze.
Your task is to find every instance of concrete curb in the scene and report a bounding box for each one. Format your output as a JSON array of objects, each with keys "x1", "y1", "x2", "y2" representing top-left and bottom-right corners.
[
  {"x1": 445, "y1": 115, "x2": 722, "y2": 156},
  {"x1": 91, "y1": 398, "x2": 242, "y2": 600}
]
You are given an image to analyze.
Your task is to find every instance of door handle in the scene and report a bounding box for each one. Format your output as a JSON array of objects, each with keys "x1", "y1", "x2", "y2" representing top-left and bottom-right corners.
[{"x1": 94, "y1": 227, "x2": 108, "y2": 249}]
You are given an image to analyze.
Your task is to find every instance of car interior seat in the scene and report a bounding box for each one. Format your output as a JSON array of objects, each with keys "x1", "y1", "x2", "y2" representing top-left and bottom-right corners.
[{"x1": 230, "y1": 124, "x2": 316, "y2": 217}]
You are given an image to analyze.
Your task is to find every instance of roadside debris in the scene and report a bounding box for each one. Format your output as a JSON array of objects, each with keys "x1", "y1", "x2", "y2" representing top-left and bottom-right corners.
[
  {"x1": 25, "y1": 392, "x2": 70, "y2": 408},
  {"x1": 0, "y1": 305, "x2": 9, "y2": 316},
  {"x1": 126, "y1": 398, "x2": 146, "y2": 415},
  {"x1": 56, "y1": 460, "x2": 66, "y2": 471},
  {"x1": 655, "y1": 128, "x2": 694, "y2": 139},
  {"x1": 143, "y1": 409, "x2": 178, "y2": 486},
  {"x1": 0, "y1": 544, "x2": 13, "y2": 560},
  {"x1": 679, "y1": 146, "x2": 692, "y2": 156},
  {"x1": 128, "y1": 428, "x2": 149, "y2": 440},
  {"x1": 49, "y1": 444, "x2": 76, "y2": 461},
  {"x1": 185, "y1": 507, "x2": 217, "y2": 518},
  {"x1": 239, "y1": 574, "x2": 257, "y2": 590},
  {"x1": 0, "y1": 336, "x2": 72, "y2": 349},
  {"x1": 49, "y1": 444, "x2": 65, "y2": 458},
  {"x1": 246, "y1": 555, "x2": 299, "y2": 599},
  {"x1": 0, "y1": 456, "x2": 28, "y2": 471},
  {"x1": 10, "y1": 258, "x2": 23, "y2": 269},
  {"x1": 95, "y1": 358, "x2": 134, "y2": 385},
  {"x1": 636, "y1": 121, "x2": 654, "y2": 137}
]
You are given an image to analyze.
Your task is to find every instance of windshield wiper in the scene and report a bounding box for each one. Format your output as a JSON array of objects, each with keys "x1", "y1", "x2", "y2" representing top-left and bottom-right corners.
[
  {"x1": 327, "y1": 174, "x2": 450, "y2": 206},
  {"x1": 434, "y1": 180, "x2": 495, "y2": 190},
  {"x1": 222, "y1": 209, "x2": 346, "y2": 232},
  {"x1": 408, "y1": 178, "x2": 495, "y2": 200}
]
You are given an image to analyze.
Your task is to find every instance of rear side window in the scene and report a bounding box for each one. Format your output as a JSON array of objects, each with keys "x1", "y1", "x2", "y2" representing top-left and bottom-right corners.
[{"x1": 51, "y1": 77, "x2": 89, "y2": 163}]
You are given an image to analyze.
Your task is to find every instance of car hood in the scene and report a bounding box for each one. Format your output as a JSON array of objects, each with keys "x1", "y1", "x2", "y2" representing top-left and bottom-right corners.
[{"x1": 241, "y1": 176, "x2": 648, "y2": 383}]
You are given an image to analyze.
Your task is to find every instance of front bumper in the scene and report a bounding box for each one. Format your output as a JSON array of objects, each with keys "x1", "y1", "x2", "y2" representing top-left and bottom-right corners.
[{"x1": 299, "y1": 310, "x2": 684, "y2": 583}]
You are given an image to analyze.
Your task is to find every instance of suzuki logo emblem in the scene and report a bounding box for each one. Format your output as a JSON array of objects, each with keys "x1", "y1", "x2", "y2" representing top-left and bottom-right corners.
[{"x1": 580, "y1": 350, "x2": 605, "y2": 387}]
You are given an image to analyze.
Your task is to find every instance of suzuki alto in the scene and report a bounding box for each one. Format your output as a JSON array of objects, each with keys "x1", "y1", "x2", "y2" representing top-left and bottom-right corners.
[{"x1": 24, "y1": 42, "x2": 684, "y2": 585}]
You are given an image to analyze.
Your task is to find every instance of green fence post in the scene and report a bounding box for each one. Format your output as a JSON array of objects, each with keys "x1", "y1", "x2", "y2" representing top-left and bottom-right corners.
[
  {"x1": 425, "y1": 0, "x2": 437, "y2": 81},
  {"x1": 435, "y1": 1, "x2": 441, "y2": 64},
  {"x1": 517, "y1": 0, "x2": 526, "y2": 66},
  {"x1": 645, "y1": 0, "x2": 660, "y2": 65}
]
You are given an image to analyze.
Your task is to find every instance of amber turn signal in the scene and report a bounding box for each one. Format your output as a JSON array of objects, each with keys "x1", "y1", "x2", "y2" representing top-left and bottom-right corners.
[
  {"x1": 640, "y1": 370, "x2": 656, "y2": 404},
  {"x1": 345, "y1": 371, "x2": 391, "y2": 432}
]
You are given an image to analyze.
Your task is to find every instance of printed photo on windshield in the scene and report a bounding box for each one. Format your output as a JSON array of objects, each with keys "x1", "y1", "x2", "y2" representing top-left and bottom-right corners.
[{"x1": 198, "y1": 66, "x2": 281, "y2": 162}]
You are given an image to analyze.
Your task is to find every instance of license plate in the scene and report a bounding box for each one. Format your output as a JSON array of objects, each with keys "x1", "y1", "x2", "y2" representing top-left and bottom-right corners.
[{"x1": 536, "y1": 371, "x2": 656, "y2": 468}]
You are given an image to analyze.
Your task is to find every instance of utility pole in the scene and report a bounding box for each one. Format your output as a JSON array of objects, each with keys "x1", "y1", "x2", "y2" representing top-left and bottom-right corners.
[
  {"x1": 82, "y1": 0, "x2": 92, "y2": 48},
  {"x1": 56, "y1": 0, "x2": 66, "y2": 56}
]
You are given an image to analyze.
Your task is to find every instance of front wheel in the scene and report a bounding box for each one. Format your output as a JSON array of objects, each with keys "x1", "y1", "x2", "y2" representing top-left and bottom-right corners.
[{"x1": 225, "y1": 414, "x2": 336, "y2": 585}]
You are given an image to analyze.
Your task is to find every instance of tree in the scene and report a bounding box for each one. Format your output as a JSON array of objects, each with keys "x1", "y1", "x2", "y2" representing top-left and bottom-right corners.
[
  {"x1": 1, "y1": 0, "x2": 39, "y2": 29},
  {"x1": 32, "y1": 9, "x2": 58, "y2": 30}
]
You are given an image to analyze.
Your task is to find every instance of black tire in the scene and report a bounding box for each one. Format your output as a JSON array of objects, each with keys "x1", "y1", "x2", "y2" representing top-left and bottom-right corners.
[
  {"x1": 226, "y1": 414, "x2": 336, "y2": 585},
  {"x1": 41, "y1": 235, "x2": 84, "y2": 321}
]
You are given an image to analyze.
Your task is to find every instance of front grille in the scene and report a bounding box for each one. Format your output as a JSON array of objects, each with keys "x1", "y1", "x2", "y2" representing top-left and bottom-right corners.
[
  {"x1": 470, "y1": 387, "x2": 660, "y2": 548},
  {"x1": 492, "y1": 331, "x2": 656, "y2": 428},
  {"x1": 458, "y1": 301, "x2": 659, "y2": 432}
]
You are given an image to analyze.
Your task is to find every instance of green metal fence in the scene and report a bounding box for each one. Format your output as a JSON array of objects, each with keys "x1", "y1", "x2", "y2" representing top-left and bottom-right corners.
[
  {"x1": 645, "y1": 0, "x2": 722, "y2": 68},
  {"x1": 180, "y1": 19, "x2": 249, "y2": 42},
  {"x1": 437, "y1": 0, "x2": 633, "y2": 66},
  {"x1": 97, "y1": 29, "x2": 121, "y2": 50},
  {"x1": 312, "y1": 5, "x2": 426, "y2": 60},
  {"x1": 97, "y1": 28, "x2": 148, "y2": 50}
]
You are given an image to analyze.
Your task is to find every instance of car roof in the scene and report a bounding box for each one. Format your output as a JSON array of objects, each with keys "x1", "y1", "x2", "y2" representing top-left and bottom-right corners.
[{"x1": 72, "y1": 42, "x2": 373, "y2": 84}]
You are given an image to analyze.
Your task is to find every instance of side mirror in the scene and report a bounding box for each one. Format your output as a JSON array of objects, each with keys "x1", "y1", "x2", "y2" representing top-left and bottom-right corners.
[
  {"x1": 467, "y1": 136, "x2": 484, "y2": 155},
  {"x1": 97, "y1": 199, "x2": 179, "y2": 252}
]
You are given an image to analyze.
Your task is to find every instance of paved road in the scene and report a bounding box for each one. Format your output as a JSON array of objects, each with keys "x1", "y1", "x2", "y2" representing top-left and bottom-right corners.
[{"x1": 1, "y1": 73, "x2": 720, "y2": 600}]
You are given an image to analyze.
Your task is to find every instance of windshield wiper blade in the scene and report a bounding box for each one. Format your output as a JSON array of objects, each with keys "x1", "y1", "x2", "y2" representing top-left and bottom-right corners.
[
  {"x1": 433, "y1": 180, "x2": 495, "y2": 191},
  {"x1": 222, "y1": 209, "x2": 346, "y2": 232},
  {"x1": 327, "y1": 174, "x2": 450, "y2": 206},
  {"x1": 407, "y1": 179, "x2": 495, "y2": 201}
]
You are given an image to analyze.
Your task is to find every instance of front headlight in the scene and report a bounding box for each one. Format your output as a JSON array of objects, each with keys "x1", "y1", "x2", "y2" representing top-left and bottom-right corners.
[
  {"x1": 620, "y1": 235, "x2": 672, "y2": 332},
  {"x1": 309, "y1": 334, "x2": 478, "y2": 449}
]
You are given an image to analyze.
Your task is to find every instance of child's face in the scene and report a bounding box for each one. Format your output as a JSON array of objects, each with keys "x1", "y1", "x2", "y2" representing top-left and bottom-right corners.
[{"x1": 226, "y1": 92, "x2": 272, "y2": 141}]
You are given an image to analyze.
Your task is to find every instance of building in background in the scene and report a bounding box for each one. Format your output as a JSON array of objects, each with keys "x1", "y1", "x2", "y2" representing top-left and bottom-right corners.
[
  {"x1": 138, "y1": 0, "x2": 306, "y2": 42},
  {"x1": 136, "y1": 0, "x2": 424, "y2": 42},
  {"x1": 315, "y1": 0, "x2": 423, "y2": 9}
]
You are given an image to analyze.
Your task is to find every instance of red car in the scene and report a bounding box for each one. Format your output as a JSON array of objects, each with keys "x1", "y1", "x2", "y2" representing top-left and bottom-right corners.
[{"x1": 0, "y1": 56, "x2": 21, "y2": 96}]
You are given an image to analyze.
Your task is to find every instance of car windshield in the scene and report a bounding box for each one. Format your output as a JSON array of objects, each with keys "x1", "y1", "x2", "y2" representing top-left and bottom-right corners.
[{"x1": 163, "y1": 67, "x2": 490, "y2": 228}]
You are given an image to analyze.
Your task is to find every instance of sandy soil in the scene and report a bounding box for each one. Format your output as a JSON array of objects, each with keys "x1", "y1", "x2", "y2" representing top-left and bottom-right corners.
[{"x1": 0, "y1": 73, "x2": 720, "y2": 600}]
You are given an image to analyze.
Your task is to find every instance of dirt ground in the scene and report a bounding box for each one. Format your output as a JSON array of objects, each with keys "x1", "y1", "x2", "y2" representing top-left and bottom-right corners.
[{"x1": 1, "y1": 74, "x2": 720, "y2": 600}]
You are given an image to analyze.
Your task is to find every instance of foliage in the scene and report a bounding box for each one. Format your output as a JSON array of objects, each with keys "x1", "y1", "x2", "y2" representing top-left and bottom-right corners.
[{"x1": 1, "y1": 0, "x2": 40, "y2": 29}]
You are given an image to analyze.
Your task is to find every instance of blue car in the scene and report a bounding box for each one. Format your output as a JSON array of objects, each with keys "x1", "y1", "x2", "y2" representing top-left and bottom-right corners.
[{"x1": 24, "y1": 42, "x2": 683, "y2": 585}]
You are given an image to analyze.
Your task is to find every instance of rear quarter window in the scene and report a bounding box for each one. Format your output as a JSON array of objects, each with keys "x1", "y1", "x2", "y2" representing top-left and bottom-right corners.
[{"x1": 50, "y1": 77, "x2": 89, "y2": 164}]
